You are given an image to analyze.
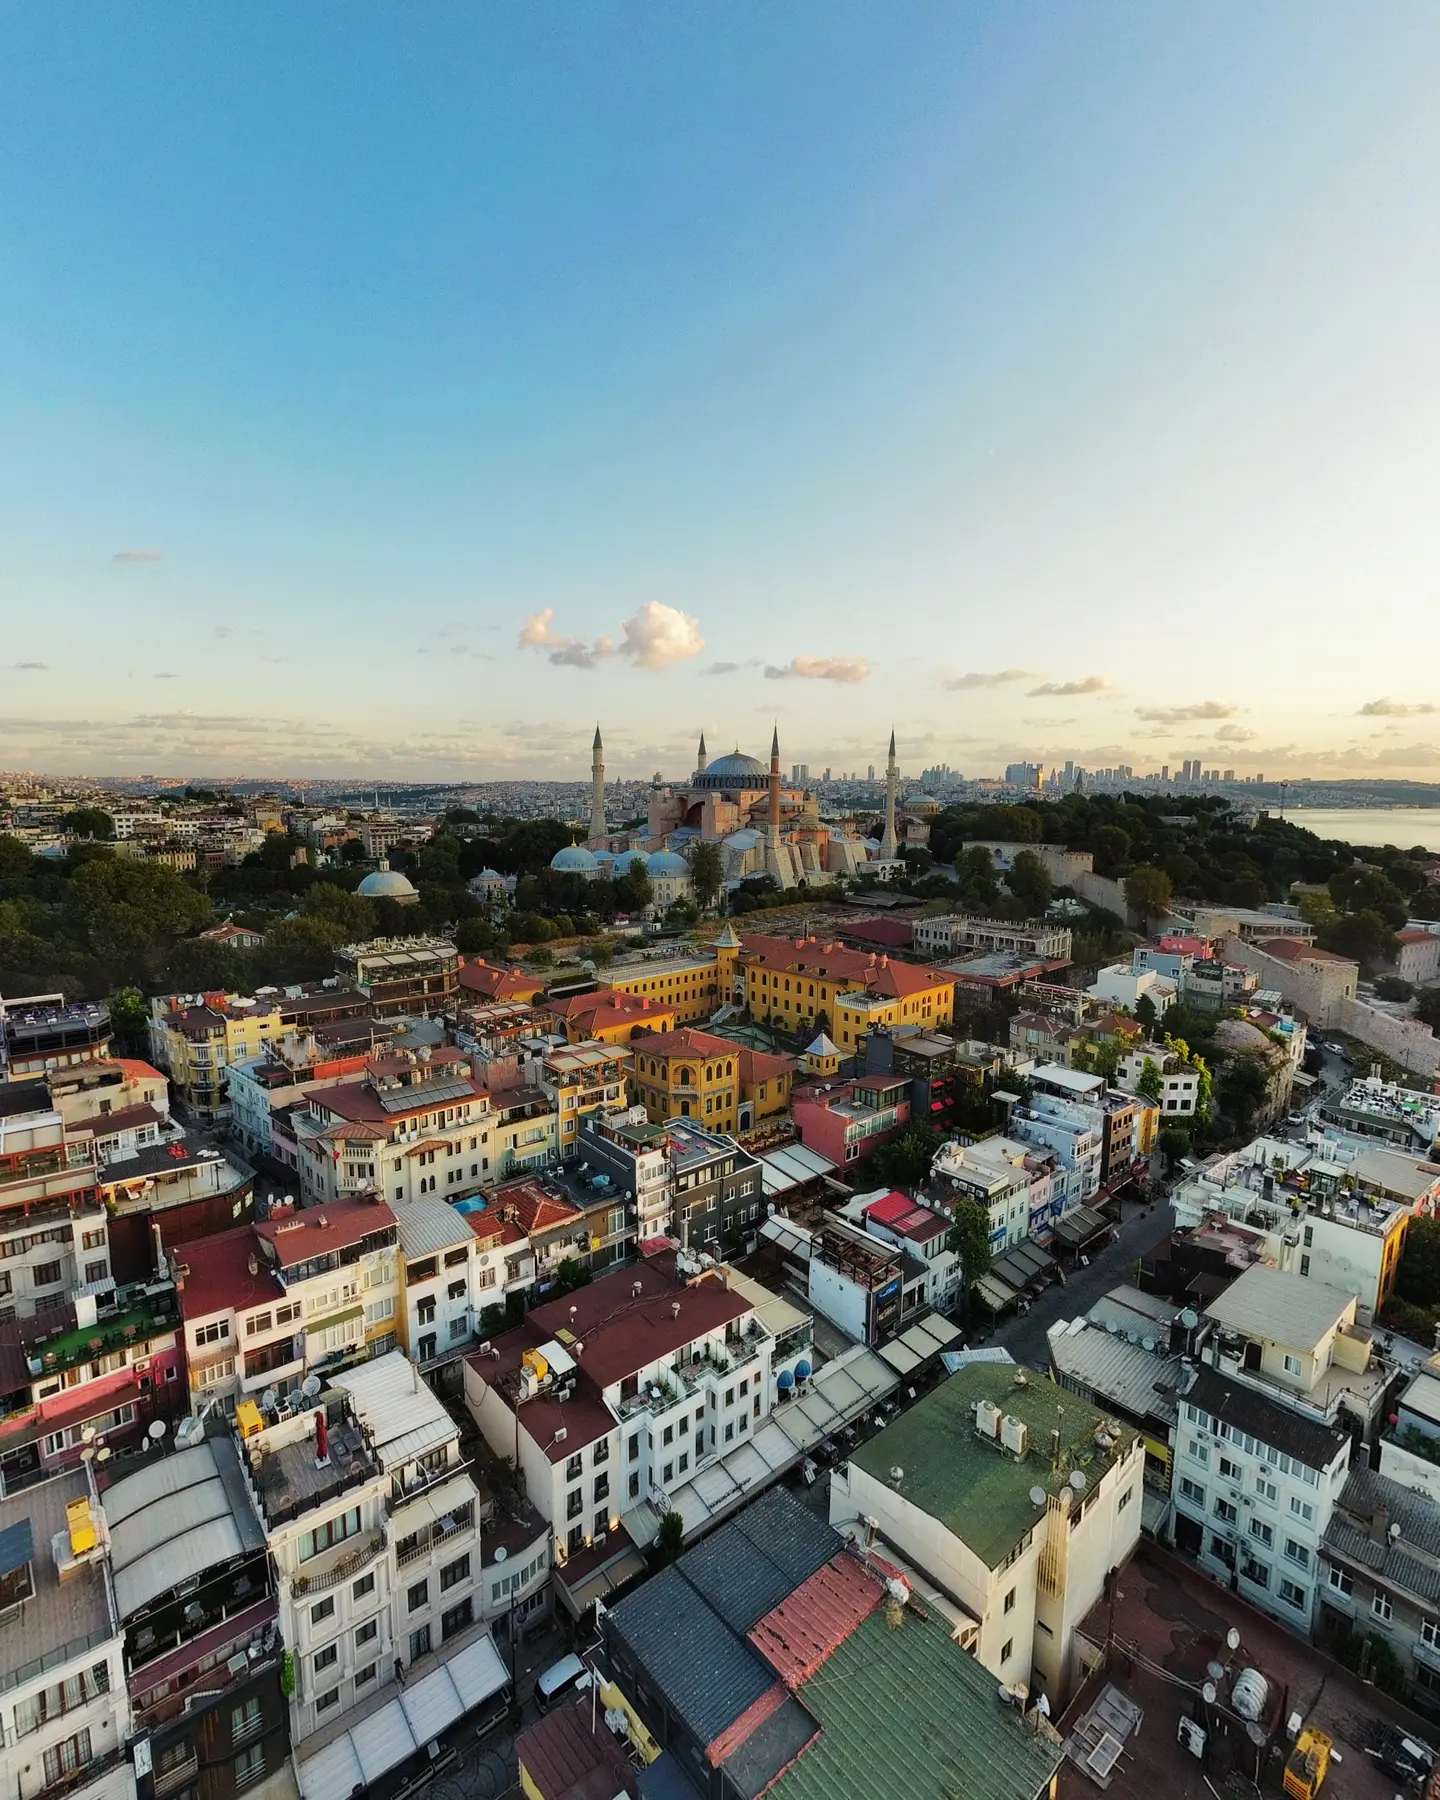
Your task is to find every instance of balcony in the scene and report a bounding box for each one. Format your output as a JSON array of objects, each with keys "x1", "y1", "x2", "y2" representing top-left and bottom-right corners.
[
  {"x1": 294, "y1": 1525, "x2": 386, "y2": 1595},
  {"x1": 1414, "y1": 1634, "x2": 1440, "y2": 1674},
  {"x1": 32, "y1": 1747, "x2": 129, "y2": 1800},
  {"x1": 154, "y1": 1749, "x2": 200, "y2": 1799},
  {"x1": 131, "y1": 1597, "x2": 279, "y2": 1725}
]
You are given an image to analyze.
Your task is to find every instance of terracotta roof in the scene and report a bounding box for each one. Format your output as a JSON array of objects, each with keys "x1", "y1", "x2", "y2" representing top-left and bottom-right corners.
[
  {"x1": 738, "y1": 934, "x2": 953, "y2": 1000},
  {"x1": 747, "y1": 1552, "x2": 885, "y2": 1688},
  {"x1": 862, "y1": 1190, "x2": 948, "y2": 1242},
  {"x1": 1396, "y1": 929, "x2": 1437, "y2": 944},
  {"x1": 490, "y1": 1178, "x2": 584, "y2": 1236},
  {"x1": 525, "y1": 1259, "x2": 751, "y2": 1390},
  {"x1": 517, "y1": 1693, "x2": 636, "y2": 1800},
  {"x1": 1261, "y1": 937, "x2": 1357, "y2": 966},
  {"x1": 625, "y1": 1027, "x2": 739, "y2": 1061},
  {"x1": 466, "y1": 1213, "x2": 528, "y2": 1249},
  {"x1": 253, "y1": 1195, "x2": 398, "y2": 1268},
  {"x1": 111, "y1": 1057, "x2": 167, "y2": 1084},
  {"x1": 174, "y1": 1225, "x2": 285, "y2": 1320},
  {"x1": 459, "y1": 959, "x2": 545, "y2": 1001},
  {"x1": 837, "y1": 917, "x2": 915, "y2": 951},
  {"x1": 736, "y1": 1047, "x2": 795, "y2": 1086}
]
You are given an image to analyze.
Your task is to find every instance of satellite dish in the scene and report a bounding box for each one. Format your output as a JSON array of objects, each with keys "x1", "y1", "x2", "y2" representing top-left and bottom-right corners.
[
  {"x1": 1226, "y1": 1627, "x2": 1241, "y2": 1652},
  {"x1": 1202, "y1": 1681, "x2": 1217, "y2": 1704},
  {"x1": 80, "y1": 1447, "x2": 96, "y2": 1462},
  {"x1": 96, "y1": 1447, "x2": 111, "y2": 1462},
  {"x1": 1105, "y1": 1320, "x2": 1119, "y2": 1334},
  {"x1": 302, "y1": 1374, "x2": 322, "y2": 1400},
  {"x1": 494, "y1": 1546, "x2": 508, "y2": 1563},
  {"x1": 1142, "y1": 1337, "x2": 1156, "y2": 1353},
  {"x1": 889, "y1": 1466, "x2": 905, "y2": 1485},
  {"x1": 1029, "y1": 1485, "x2": 1047, "y2": 1507},
  {"x1": 261, "y1": 1388, "x2": 279, "y2": 1412},
  {"x1": 1179, "y1": 1309, "x2": 1199, "y2": 1330},
  {"x1": 149, "y1": 1419, "x2": 168, "y2": 1440},
  {"x1": 81, "y1": 1425, "x2": 97, "y2": 1443},
  {"x1": 1070, "y1": 1470, "x2": 1087, "y2": 1491}
]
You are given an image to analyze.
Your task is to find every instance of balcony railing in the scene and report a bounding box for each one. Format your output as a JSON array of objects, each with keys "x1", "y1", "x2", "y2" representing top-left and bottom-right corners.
[
  {"x1": 35, "y1": 1747, "x2": 129, "y2": 1800},
  {"x1": 154, "y1": 1749, "x2": 200, "y2": 1799},
  {"x1": 293, "y1": 1527, "x2": 386, "y2": 1596}
]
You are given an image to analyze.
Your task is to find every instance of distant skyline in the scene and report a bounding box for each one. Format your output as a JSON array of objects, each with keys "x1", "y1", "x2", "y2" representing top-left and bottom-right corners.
[{"x1": 3, "y1": 7, "x2": 1439, "y2": 782}]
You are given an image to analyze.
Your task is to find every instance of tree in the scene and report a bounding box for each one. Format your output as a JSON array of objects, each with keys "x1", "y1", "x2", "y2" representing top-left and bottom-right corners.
[
  {"x1": 1135, "y1": 993, "x2": 1158, "y2": 1032},
  {"x1": 1317, "y1": 909, "x2": 1396, "y2": 970},
  {"x1": 302, "y1": 882, "x2": 376, "y2": 941},
  {"x1": 655, "y1": 1511, "x2": 685, "y2": 1565},
  {"x1": 869, "y1": 1124, "x2": 942, "y2": 1188},
  {"x1": 1124, "y1": 865, "x2": 1173, "y2": 933},
  {"x1": 614, "y1": 856, "x2": 653, "y2": 914},
  {"x1": 1395, "y1": 1216, "x2": 1440, "y2": 1309},
  {"x1": 1158, "y1": 1126, "x2": 1191, "y2": 1165},
  {"x1": 65, "y1": 807, "x2": 114, "y2": 841},
  {"x1": 166, "y1": 936, "x2": 250, "y2": 993},
  {"x1": 550, "y1": 1257, "x2": 591, "y2": 1296},
  {"x1": 953, "y1": 845, "x2": 1000, "y2": 912},
  {"x1": 983, "y1": 805, "x2": 1042, "y2": 842},
  {"x1": 1218, "y1": 1056, "x2": 1271, "y2": 1130},
  {"x1": 1006, "y1": 850, "x2": 1053, "y2": 917},
  {"x1": 454, "y1": 916, "x2": 504, "y2": 954},
  {"x1": 1133, "y1": 1058, "x2": 1163, "y2": 1102},
  {"x1": 1374, "y1": 975, "x2": 1415, "y2": 1002},
  {"x1": 1329, "y1": 866, "x2": 1408, "y2": 929},
  {"x1": 1092, "y1": 826, "x2": 1131, "y2": 877},
  {"x1": 418, "y1": 828, "x2": 462, "y2": 886},
  {"x1": 529, "y1": 946, "x2": 555, "y2": 969},
  {"x1": 587, "y1": 938, "x2": 616, "y2": 968},
  {"x1": 945, "y1": 1199, "x2": 992, "y2": 1287},
  {"x1": 690, "y1": 841, "x2": 724, "y2": 911},
  {"x1": 64, "y1": 855, "x2": 212, "y2": 984},
  {"x1": 1415, "y1": 987, "x2": 1440, "y2": 1032}
]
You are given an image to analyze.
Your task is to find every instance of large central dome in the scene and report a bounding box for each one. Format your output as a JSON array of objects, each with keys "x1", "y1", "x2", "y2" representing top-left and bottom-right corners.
[{"x1": 694, "y1": 749, "x2": 768, "y2": 789}]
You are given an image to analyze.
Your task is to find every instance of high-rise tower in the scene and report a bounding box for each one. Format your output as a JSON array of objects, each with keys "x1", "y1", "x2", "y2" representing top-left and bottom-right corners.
[
  {"x1": 588, "y1": 725, "x2": 606, "y2": 846},
  {"x1": 879, "y1": 730, "x2": 898, "y2": 858}
]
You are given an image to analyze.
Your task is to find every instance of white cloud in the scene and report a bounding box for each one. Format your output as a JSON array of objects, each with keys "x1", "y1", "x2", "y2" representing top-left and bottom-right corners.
[
  {"x1": 110, "y1": 548, "x2": 162, "y2": 566},
  {"x1": 1135, "y1": 700, "x2": 1242, "y2": 724},
  {"x1": 1027, "y1": 676, "x2": 1111, "y2": 697},
  {"x1": 942, "y1": 668, "x2": 1033, "y2": 692},
  {"x1": 1358, "y1": 697, "x2": 1437, "y2": 716},
  {"x1": 13, "y1": 661, "x2": 47, "y2": 671},
  {"x1": 1213, "y1": 723, "x2": 1256, "y2": 742},
  {"x1": 517, "y1": 602, "x2": 703, "y2": 671},
  {"x1": 703, "y1": 661, "x2": 743, "y2": 676},
  {"x1": 765, "y1": 655, "x2": 872, "y2": 685}
]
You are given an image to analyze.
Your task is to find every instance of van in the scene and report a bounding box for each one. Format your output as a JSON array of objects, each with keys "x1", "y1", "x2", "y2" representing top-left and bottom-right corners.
[{"x1": 535, "y1": 1653, "x2": 590, "y2": 1711}]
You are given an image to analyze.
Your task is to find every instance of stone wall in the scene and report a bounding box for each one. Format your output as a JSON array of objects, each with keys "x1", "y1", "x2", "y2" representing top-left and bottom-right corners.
[{"x1": 1335, "y1": 996, "x2": 1440, "y2": 1079}]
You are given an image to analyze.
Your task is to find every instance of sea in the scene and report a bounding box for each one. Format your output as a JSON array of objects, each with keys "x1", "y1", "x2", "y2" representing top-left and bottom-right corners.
[{"x1": 1284, "y1": 808, "x2": 1440, "y2": 853}]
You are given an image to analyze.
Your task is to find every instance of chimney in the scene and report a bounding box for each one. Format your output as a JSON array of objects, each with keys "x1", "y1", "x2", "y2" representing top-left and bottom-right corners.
[{"x1": 1369, "y1": 1504, "x2": 1391, "y2": 1545}]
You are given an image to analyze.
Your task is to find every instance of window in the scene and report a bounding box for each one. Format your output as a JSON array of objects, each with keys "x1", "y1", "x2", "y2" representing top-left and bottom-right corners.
[
  {"x1": 566, "y1": 1452, "x2": 583, "y2": 1480},
  {"x1": 247, "y1": 1312, "x2": 272, "y2": 1336},
  {"x1": 1372, "y1": 1592, "x2": 1393, "y2": 1622},
  {"x1": 13, "y1": 1666, "x2": 111, "y2": 1735},
  {"x1": 1188, "y1": 1439, "x2": 1210, "y2": 1466},
  {"x1": 314, "y1": 1643, "x2": 339, "y2": 1674},
  {"x1": 1423, "y1": 1620, "x2": 1440, "y2": 1650},
  {"x1": 1282, "y1": 1353, "x2": 1302, "y2": 1376},
  {"x1": 32, "y1": 1260, "x2": 63, "y2": 1287},
  {"x1": 408, "y1": 1579, "x2": 429, "y2": 1612},
  {"x1": 628, "y1": 1472, "x2": 640, "y2": 1499},
  {"x1": 299, "y1": 1507, "x2": 360, "y2": 1561},
  {"x1": 1179, "y1": 1477, "x2": 1205, "y2": 1506},
  {"x1": 1290, "y1": 1497, "x2": 1315, "y2": 1524},
  {"x1": 82, "y1": 1229, "x2": 105, "y2": 1251},
  {"x1": 356, "y1": 1619, "x2": 378, "y2": 1647},
  {"x1": 1214, "y1": 1498, "x2": 1238, "y2": 1525},
  {"x1": 440, "y1": 1555, "x2": 470, "y2": 1591},
  {"x1": 409, "y1": 1625, "x2": 431, "y2": 1661},
  {"x1": 1284, "y1": 1540, "x2": 1310, "y2": 1569},
  {"x1": 353, "y1": 1572, "x2": 376, "y2": 1601},
  {"x1": 195, "y1": 1319, "x2": 229, "y2": 1346},
  {"x1": 316, "y1": 1687, "x2": 341, "y2": 1715},
  {"x1": 235, "y1": 1743, "x2": 267, "y2": 1791},
  {"x1": 1249, "y1": 1519, "x2": 1273, "y2": 1549},
  {"x1": 1243, "y1": 1560, "x2": 1270, "y2": 1590},
  {"x1": 232, "y1": 1697, "x2": 263, "y2": 1744},
  {"x1": 84, "y1": 1258, "x2": 108, "y2": 1284},
  {"x1": 567, "y1": 1489, "x2": 583, "y2": 1520},
  {"x1": 594, "y1": 1473, "x2": 609, "y2": 1504},
  {"x1": 1255, "y1": 1477, "x2": 1278, "y2": 1507},
  {"x1": 448, "y1": 1279, "x2": 466, "y2": 1300},
  {"x1": 44, "y1": 1731, "x2": 92, "y2": 1785},
  {"x1": 1003, "y1": 1587, "x2": 1016, "y2": 1615},
  {"x1": 1000, "y1": 1638, "x2": 1014, "y2": 1665},
  {"x1": 594, "y1": 1438, "x2": 609, "y2": 1466},
  {"x1": 1118, "y1": 1486, "x2": 1133, "y2": 1512},
  {"x1": 442, "y1": 1597, "x2": 474, "y2": 1640},
  {"x1": 1328, "y1": 1567, "x2": 1354, "y2": 1596},
  {"x1": 356, "y1": 1663, "x2": 378, "y2": 1688},
  {"x1": 310, "y1": 1596, "x2": 335, "y2": 1625},
  {"x1": 1279, "y1": 1578, "x2": 1307, "y2": 1610}
]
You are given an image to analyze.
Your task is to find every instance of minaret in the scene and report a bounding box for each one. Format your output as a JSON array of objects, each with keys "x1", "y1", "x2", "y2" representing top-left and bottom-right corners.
[
  {"x1": 879, "y1": 729, "x2": 898, "y2": 858},
  {"x1": 588, "y1": 725, "x2": 606, "y2": 847},
  {"x1": 696, "y1": 731, "x2": 708, "y2": 774},
  {"x1": 768, "y1": 725, "x2": 781, "y2": 840}
]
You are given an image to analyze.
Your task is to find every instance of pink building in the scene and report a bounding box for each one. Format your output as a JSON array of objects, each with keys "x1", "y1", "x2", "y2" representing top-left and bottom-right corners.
[{"x1": 793, "y1": 1074, "x2": 910, "y2": 1167}]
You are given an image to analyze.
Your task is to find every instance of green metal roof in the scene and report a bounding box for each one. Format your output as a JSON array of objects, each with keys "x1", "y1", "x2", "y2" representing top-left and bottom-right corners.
[
  {"x1": 850, "y1": 1361, "x2": 1139, "y2": 1568},
  {"x1": 770, "y1": 1606, "x2": 1062, "y2": 1800}
]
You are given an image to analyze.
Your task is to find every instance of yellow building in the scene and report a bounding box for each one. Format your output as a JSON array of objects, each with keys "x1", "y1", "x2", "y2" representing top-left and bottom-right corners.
[
  {"x1": 541, "y1": 988, "x2": 679, "y2": 1045},
  {"x1": 629, "y1": 1029, "x2": 743, "y2": 1132},
  {"x1": 736, "y1": 933, "x2": 956, "y2": 1050},
  {"x1": 605, "y1": 952, "x2": 724, "y2": 1024},
  {"x1": 147, "y1": 991, "x2": 287, "y2": 1122},
  {"x1": 542, "y1": 1042, "x2": 631, "y2": 1159},
  {"x1": 736, "y1": 1047, "x2": 797, "y2": 1122}
]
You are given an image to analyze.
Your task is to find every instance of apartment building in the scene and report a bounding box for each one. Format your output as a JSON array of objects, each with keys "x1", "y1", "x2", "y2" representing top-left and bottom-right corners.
[
  {"x1": 853, "y1": 1189, "x2": 962, "y2": 1313},
  {"x1": 1, "y1": 997, "x2": 113, "y2": 1082},
  {"x1": 463, "y1": 1252, "x2": 775, "y2": 1576},
  {"x1": 1318, "y1": 1076, "x2": 1440, "y2": 1155},
  {"x1": 806, "y1": 1218, "x2": 903, "y2": 1345},
  {"x1": 1171, "y1": 1133, "x2": 1428, "y2": 1324},
  {"x1": 793, "y1": 1073, "x2": 910, "y2": 1166},
  {"x1": 1007, "y1": 1093, "x2": 1103, "y2": 1211},
  {"x1": 395, "y1": 1194, "x2": 484, "y2": 1371},
  {"x1": 462, "y1": 1207, "x2": 536, "y2": 1325},
  {"x1": 333, "y1": 937, "x2": 459, "y2": 1019},
  {"x1": 175, "y1": 1199, "x2": 400, "y2": 1412},
  {"x1": 1172, "y1": 1366, "x2": 1351, "y2": 1631},
  {"x1": 662, "y1": 1120, "x2": 763, "y2": 1253},
  {"x1": 541, "y1": 1042, "x2": 629, "y2": 1161},
  {"x1": 1115, "y1": 1043, "x2": 1201, "y2": 1116},
  {"x1": 479, "y1": 1179, "x2": 592, "y2": 1290},
  {"x1": 603, "y1": 953, "x2": 724, "y2": 1025},
  {"x1": 227, "y1": 1025, "x2": 397, "y2": 1169},
  {"x1": 0, "y1": 1080, "x2": 104, "y2": 1325},
  {"x1": 147, "y1": 994, "x2": 288, "y2": 1122},
  {"x1": 833, "y1": 1358, "x2": 1143, "y2": 1706},
  {"x1": 0, "y1": 1472, "x2": 132, "y2": 1800},
  {"x1": 911, "y1": 914, "x2": 1073, "y2": 961},
  {"x1": 627, "y1": 1028, "x2": 741, "y2": 1133},
  {"x1": 104, "y1": 1440, "x2": 288, "y2": 1800},
  {"x1": 575, "y1": 1110, "x2": 676, "y2": 1241},
  {"x1": 931, "y1": 1134, "x2": 1058, "y2": 1251},
  {"x1": 93, "y1": 1120, "x2": 254, "y2": 1286}
]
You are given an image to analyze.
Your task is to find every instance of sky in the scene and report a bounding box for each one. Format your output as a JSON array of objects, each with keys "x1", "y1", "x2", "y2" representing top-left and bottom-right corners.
[{"x1": 3, "y1": 5, "x2": 1440, "y2": 785}]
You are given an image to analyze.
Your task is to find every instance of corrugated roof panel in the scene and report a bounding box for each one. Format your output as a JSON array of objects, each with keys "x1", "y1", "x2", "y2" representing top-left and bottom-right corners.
[
  {"x1": 445, "y1": 1631, "x2": 510, "y2": 1710},
  {"x1": 103, "y1": 1442, "x2": 220, "y2": 1528},
  {"x1": 297, "y1": 1734, "x2": 365, "y2": 1800},
  {"x1": 399, "y1": 1664, "x2": 464, "y2": 1744},
  {"x1": 114, "y1": 1515, "x2": 245, "y2": 1619},
  {"x1": 611, "y1": 1565, "x2": 776, "y2": 1744},
  {"x1": 350, "y1": 1699, "x2": 418, "y2": 1784}
]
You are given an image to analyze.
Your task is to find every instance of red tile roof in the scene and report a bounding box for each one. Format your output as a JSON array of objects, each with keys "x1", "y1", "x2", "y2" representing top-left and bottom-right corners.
[
  {"x1": 70, "y1": 1102, "x2": 164, "y2": 1138},
  {"x1": 838, "y1": 917, "x2": 916, "y2": 951},
  {"x1": 490, "y1": 1178, "x2": 584, "y2": 1237},
  {"x1": 862, "y1": 1190, "x2": 948, "y2": 1242},
  {"x1": 747, "y1": 1552, "x2": 885, "y2": 1687},
  {"x1": 1396, "y1": 929, "x2": 1437, "y2": 944},
  {"x1": 466, "y1": 1213, "x2": 528, "y2": 1249},
  {"x1": 174, "y1": 1225, "x2": 285, "y2": 1320},
  {"x1": 1261, "y1": 938, "x2": 1357, "y2": 966},
  {"x1": 254, "y1": 1195, "x2": 398, "y2": 1269},
  {"x1": 736, "y1": 1046, "x2": 795, "y2": 1087},
  {"x1": 459, "y1": 959, "x2": 545, "y2": 1001},
  {"x1": 623, "y1": 1027, "x2": 739, "y2": 1061},
  {"x1": 738, "y1": 934, "x2": 953, "y2": 1000}
]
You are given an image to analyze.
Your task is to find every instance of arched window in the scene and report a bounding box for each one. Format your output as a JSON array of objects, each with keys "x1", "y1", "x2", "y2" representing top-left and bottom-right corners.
[
  {"x1": 680, "y1": 1068, "x2": 694, "y2": 1087},
  {"x1": 725, "y1": 1061, "x2": 733, "y2": 1077}
]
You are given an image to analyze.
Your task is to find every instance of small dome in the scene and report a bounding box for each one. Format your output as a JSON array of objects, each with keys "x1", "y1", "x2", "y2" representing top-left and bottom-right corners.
[
  {"x1": 646, "y1": 850, "x2": 690, "y2": 876},
  {"x1": 695, "y1": 750, "x2": 768, "y2": 788},
  {"x1": 357, "y1": 864, "x2": 419, "y2": 902},
  {"x1": 551, "y1": 844, "x2": 599, "y2": 873},
  {"x1": 724, "y1": 828, "x2": 763, "y2": 849},
  {"x1": 905, "y1": 793, "x2": 940, "y2": 814}
]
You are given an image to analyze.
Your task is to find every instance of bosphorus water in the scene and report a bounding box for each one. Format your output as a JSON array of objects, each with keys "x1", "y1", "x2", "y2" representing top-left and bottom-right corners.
[{"x1": 1286, "y1": 808, "x2": 1440, "y2": 853}]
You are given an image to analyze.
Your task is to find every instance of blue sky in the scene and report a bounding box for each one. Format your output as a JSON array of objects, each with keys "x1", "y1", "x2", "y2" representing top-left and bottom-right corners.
[{"x1": 3, "y1": 5, "x2": 1439, "y2": 782}]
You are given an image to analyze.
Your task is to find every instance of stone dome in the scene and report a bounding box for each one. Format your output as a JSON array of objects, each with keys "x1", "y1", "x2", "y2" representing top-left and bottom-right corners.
[
  {"x1": 1212, "y1": 1018, "x2": 1275, "y2": 1057},
  {"x1": 724, "y1": 828, "x2": 763, "y2": 849},
  {"x1": 356, "y1": 863, "x2": 419, "y2": 903},
  {"x1": 646, "y1": 850, "x2": 690, "y2": 876},
  {"x1": 550, "y1": 844, "x2": 599, "y2": 873},
  {"x1": 905, "y1": 793, "x2": 940, "y2": 815},
  {"x1": 693, "y1": 750, "x2": 768, "y2": 789}
]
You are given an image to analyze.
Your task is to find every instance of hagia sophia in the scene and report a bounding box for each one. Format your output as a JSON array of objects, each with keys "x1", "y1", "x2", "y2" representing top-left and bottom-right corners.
[{"x1": 549, "y1": 726, "x2": 938, "y2": 895}]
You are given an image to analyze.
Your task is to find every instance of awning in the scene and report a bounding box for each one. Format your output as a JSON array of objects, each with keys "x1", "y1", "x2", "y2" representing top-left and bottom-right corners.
[
  {"x1": 974, "y1": 1273, "x2": 1016, "y2": 1312},
  {"x1": 390, "y1": 1473, "x2": 476, "y2": 1531},
  {"x1": 1053, "y1": 1206, "x2": 1110, "y2": 1250},
  {"x1": 305, "y1": 1303, "x2": 364, "y2": 1337},
  {"x1": 298, "y1": 1633, "x2": 508, "y2": 1800},
  {"x1": 558, "y1": 1544, "x2": 648, "y2": 1615}
]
